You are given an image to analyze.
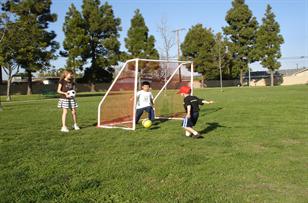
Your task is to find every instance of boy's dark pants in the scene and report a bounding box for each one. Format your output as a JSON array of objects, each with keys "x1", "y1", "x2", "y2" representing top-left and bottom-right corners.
[{"x1": 136, "y1": 106, "x2": 155, "y2": 124}]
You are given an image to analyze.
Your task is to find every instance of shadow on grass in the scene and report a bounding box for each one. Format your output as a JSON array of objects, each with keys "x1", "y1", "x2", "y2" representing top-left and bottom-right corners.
[
  {"x1": 81, "y1": 119, "x2": 167, "y2": 130},
  {"x1": 149, "y1": 119, "x2": 170, "y2": 130},
  {"x1": 199, "y1": 122, "x2": 226, "y2": 135},
  {"x1": 199, "y1": 107, "x2": 223, "y2": 116},
  {"x1": 81, "y1": 122, "x2": 98, "y2": 129},
  {"x1": 153, "y1": 119, "x2": 169, "y2": 125}
]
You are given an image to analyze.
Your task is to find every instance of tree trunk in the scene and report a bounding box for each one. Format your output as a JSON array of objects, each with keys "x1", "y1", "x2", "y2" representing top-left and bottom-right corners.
[
  {"x1": 178, "y1": 66, "x2": 182, "y2": 82},
  {"x1": 6, "y1": 77, "x2": 11, "y2": 101},
  {"x1": 27, "y1": 70, "x2": 33, "y2": 95},
  {"x1": 0, "y1": 66, "x2": 4, "y2": 111},
  {"x1": 90, "y1": 39, "x2": 96, "y2": 92},
  {"x1": 240, "y1": 69, "x2": 243, "y2": 86},
  {"x1": 0, "y1": 65, "x2": 2, "y2": 84},
  {"x1": 90, "y1": 82, "x2": 96, "y2": 92},
  {"x1": 270, "y1": 70, "x2": 274, "y2": 87},
  {"x1": 201, "y1": 75, "x2": 204, "y2": 88}
]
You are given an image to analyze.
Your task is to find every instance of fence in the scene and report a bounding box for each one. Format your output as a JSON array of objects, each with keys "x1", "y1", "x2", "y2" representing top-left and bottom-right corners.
[{"x1": 0, "y1": 82, "x2": 111, "y2": 96}]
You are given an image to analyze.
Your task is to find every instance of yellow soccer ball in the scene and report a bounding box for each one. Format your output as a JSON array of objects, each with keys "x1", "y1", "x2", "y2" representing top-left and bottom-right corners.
[{"x1": 142, "y1": 119, "x2": 152, "y2": 128}]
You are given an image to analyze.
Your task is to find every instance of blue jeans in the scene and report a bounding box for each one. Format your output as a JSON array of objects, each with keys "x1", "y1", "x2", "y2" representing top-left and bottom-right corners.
[{"x1": 136, "y1": 106, "x2": 155, "y2": 124}]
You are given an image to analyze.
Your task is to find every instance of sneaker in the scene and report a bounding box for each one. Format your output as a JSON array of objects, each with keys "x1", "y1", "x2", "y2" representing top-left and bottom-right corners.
[
  {"x1": 61, "y1": 126, "x2": 69, "y2": 133},
  {"x1": 192, "y1": 133, "x2": 203, "y2": 139},
  {"x1": 73, "y1": 124, "x2": 80, "y2": 130},
  {"x1": 185, "y1": 131, "x2": 192, "y2": 137}
]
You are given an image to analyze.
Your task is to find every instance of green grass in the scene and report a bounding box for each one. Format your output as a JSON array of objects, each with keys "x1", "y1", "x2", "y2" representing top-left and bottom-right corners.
[{"x1": 0, "y1": 85, "x2": 307, "y2": 202}]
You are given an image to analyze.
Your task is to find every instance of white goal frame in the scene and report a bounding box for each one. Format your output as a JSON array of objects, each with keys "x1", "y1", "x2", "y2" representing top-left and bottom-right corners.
[{"x1": 97, "y1": 58, "x2": 194, "y2": 130}]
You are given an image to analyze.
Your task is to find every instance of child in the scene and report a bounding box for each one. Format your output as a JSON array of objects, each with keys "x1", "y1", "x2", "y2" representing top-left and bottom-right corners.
[
  {"x1": 57, "y1": 70, "x2": 80, "y2": 132},
  {"x1": 177, "y1": 86, "x2": 214, "y2": 138},
  {"x1": 135, "y1": 81, "x2": 155, "y2": 124}
]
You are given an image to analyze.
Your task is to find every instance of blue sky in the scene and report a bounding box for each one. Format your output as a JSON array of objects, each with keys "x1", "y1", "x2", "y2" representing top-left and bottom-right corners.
[{"x1": 34, "y1": 0, "x2": 308, "y2": 71}]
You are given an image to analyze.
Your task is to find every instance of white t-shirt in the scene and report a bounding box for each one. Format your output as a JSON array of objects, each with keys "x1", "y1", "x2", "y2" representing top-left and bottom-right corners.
[{"x1": 136, "y1": 90, "x2": 153, "y2": 109}]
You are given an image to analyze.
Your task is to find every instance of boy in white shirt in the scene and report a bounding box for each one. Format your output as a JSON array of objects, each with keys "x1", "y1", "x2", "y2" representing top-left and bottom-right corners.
[{"x1": 135, "y1": 81, "x2": 155, "y2": 124}]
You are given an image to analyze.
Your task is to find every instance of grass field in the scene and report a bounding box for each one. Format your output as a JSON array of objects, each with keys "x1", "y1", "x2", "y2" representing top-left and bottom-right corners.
[{"x1": 0, "y1": 85, "x2": 307, "y2": 202}]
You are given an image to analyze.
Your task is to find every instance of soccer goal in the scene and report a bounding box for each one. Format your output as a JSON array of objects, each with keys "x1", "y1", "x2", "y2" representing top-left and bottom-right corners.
[{"x1": 97, "y1": 58, "x2": 194, "y2": 130}]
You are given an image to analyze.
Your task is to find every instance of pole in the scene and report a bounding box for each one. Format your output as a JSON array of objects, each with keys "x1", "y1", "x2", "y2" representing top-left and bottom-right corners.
[
  {"x1": 176, "y1": 31, "x2": 180, "y2": 81},
  {"x1": 191, "y1": 63, "x2": 194, "y2": 95},
  {"x1": 172, "y1": 28, "x2": 185, "y2": 82},
  {"x1": 0, "y1": 66, "x2": 2, "y2": 111},
  {"x1": 0, "y1": 66, "x2": 2, "y2": 85},
  {"x1": 248, "y1": 67, "x2": 251, "y2": 87},
  {"x1": 0, "y1": 82, "x2": 2, "y2": 111},
  {"x1": 133, "y1": 59, "x2": 139, "y2": 130},
  {"x1": 219, "y1": 41, "x2": 222, "y2": 92}
]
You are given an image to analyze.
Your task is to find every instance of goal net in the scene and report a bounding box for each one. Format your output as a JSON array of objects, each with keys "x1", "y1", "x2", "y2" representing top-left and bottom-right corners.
[{"x1": 97, "y1": 58, "x2": 194, "y2": 130}]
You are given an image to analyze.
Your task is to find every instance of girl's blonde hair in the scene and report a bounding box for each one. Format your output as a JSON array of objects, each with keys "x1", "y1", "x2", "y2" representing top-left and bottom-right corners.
[{"x1": 60, "y1": 70, "x2": 74, "y2": 80}]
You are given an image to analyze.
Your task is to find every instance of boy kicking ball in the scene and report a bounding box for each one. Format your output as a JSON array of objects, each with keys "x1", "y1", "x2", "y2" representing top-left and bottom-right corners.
[{"x1": 177, "y1": 86, "x2": 214, "y2": 138}]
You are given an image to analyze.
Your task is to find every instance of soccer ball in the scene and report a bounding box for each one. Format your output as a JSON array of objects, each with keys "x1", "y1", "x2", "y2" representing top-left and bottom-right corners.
[
  {"x1": 67, "y1": 90, "x2": 76, "y2": 98},
  {"x1": 142, "y1": 119, "x2": 152, "y2": 128}
]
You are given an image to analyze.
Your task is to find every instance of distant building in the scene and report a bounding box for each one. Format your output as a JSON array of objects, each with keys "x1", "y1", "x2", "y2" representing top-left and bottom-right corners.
[
  {"x1": 11, "y1": 75, "x2": 29, "y2": 83},
  {"x1": 243, "y1": 71, "x2": 282, "y2": 86},
  {"x1": 39, "y1": 77, "x2": 60, "y2": 85},
  {"x1": 280, "y1": 68, "x2": 308, "y2": 85},
  {"x1": 243, "y1": 68, "x2": 308, "y2": 86},
  {"x1": 278, "y1": 68, "x2": 307, "y2": 76}
]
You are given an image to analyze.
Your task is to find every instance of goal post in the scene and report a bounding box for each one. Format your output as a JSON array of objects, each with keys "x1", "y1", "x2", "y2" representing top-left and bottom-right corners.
[{"x1": 97, "y1": 58, "x2": 194, "y2": 130}]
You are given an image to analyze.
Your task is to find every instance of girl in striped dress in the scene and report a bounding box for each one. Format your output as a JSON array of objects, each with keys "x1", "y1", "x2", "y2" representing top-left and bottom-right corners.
[{"x1": 57, "y1": 70, "x2": 80, "y2": 132}]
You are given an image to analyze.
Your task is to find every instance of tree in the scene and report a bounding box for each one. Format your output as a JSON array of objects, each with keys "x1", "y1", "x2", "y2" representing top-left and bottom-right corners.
[
  {"x1": 157, "y1": 17, "x2": 175, "y2": 60},
  {"x1": 181, "y1": 24, "x2": 216, "y2": 84},
  {"x1": 213, "y1": 32, "x2": 236, "y2": 80},
  {"x1": 223, "y1": 0, "x2": 258, "y2": 85},
  {"x1": 157, "y1": 17, "x2": 176, "y2": 87},
  {"x1": 2, "y1": 0, "x2": 59, "y2": 95},
  {"x1": 61, "y1": 4, "x2": 88, "y2": 73},
  {"x1": 0, "y1": 12, "x2": 20, "y2": 101},
  {"x1": 38, "y1": 66, "x2": 58, "y2": 77},
  {"x1": 125, "y1": 9, "x2": 159, "y2": 59},
  {"x1": 80, "y1": 0, "x2": 121, "y2": 91},
  {"x1": 0, "y1": 35, "x2": 20, "y2": 101},
  {"x1": 0, "y1": 12, "x2": 5, "y2": 85},
  {"x1": 256, "y1": 4, "x2": 284, "y2": 86}
]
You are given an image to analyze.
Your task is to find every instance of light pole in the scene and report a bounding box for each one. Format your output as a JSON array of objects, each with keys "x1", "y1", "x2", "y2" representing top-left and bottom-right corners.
[
  {"x1": 218, "y1": 41, "x2": 222, "y2": 91},
  {"x1": 0, "y1": 26, "x2": 5, "y2": 111},
  {"x1": 218, "y1": 42, "x2": 228, "y2": 92},
  {"x1": 248, "y1": 66, "x2": 251, "y2": 87},
  {"x1": 172, "y1": 28, "x2": 185, "y2": 82}
]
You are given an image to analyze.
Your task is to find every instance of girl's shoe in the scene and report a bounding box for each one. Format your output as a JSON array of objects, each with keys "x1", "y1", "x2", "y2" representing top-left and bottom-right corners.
[
  {"x1": 61, "y1": 126, "x2": 69, "y2": 133},
  {"x1": 73, "y1": 124, "x2": 80, "y2": 130},
  {"x1": 185, "y1": 131, "x2": 192, "y2": 137}
]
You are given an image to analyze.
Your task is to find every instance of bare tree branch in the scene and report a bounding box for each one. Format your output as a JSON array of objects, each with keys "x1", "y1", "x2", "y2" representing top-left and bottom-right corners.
[{"x1": 157, "y1": 17, "x2": 175, "y2": 60}]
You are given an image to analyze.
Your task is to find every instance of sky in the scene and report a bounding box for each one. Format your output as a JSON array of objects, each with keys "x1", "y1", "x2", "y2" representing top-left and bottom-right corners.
[{"x1": 4, "y1": 0, "x2": 308, "y2": 76}]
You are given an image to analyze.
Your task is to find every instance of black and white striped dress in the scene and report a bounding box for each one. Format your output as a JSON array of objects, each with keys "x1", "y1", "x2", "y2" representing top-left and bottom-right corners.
[{"x1": 57, "y1": 79, "x2": 78, "y2": 109}]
